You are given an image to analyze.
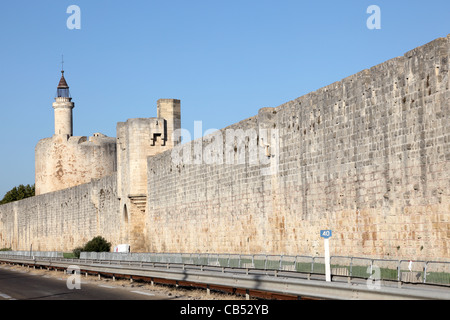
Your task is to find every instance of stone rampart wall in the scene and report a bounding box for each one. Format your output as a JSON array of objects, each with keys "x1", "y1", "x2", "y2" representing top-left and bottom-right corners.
[
  {"x1": 0, "y1": 174, "x2": 120, "y2": 252},
  {"x1": 146, "y1": 35, "x2": 449, "y2": 261}
]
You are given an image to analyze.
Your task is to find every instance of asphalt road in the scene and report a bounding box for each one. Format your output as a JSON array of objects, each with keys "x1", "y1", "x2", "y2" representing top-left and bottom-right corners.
[{"x1": 0, "y1": 264, "x2": 171, "y2": 300}]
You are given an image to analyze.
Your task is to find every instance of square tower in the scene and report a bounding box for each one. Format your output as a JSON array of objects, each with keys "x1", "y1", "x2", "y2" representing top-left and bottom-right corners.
[{"x1": 157, "y1": 99, "x2": 181, "y2": 148}]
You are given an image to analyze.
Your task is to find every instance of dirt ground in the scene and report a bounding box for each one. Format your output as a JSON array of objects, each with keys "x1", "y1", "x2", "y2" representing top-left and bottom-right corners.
[{"x1": 0, "y1": 262, "x2": 249, "y2": 300}]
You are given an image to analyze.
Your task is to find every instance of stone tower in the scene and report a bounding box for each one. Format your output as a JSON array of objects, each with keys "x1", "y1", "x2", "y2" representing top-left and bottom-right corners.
[
  {"x1": 35, "y1": 69, "x2": 117, "y2": 195},
  {"x1": 53, "y1": 70, "x2": 74, "y2": 136},
  {"x1": 116, "y1": 99, "x2": 181, "y2": 251}
]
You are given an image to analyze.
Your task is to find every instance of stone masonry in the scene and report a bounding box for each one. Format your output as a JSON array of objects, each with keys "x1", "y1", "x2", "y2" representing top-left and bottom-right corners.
[
  {"x1": 146, "y1": 35, "x2": 449, "y2": 261},
  {"x1": 0, "y1": 35, "x2": 448, "y2": 261}
]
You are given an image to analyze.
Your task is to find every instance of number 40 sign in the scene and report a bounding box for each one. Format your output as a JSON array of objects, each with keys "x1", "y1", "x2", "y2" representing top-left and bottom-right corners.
[{"x1": 320, "y1": 230, "x2": 332, "y2": 239}]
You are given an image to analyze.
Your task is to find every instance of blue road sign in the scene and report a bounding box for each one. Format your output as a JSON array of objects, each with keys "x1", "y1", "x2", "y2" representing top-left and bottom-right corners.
[{"x1": 320, "y1": 230, "x2": 332, "y2": 239}]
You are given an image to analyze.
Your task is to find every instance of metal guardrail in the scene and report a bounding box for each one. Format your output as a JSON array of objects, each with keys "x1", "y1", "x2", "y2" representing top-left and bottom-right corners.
[
  {"x1": 1, "y1": 251, "x2": 449, "y2": 286},
  {"x1": 0, "y1": 251, "x2": 63, "y2": 258},
  {"x1": 78, "y1": 252, "x2": 450, "y2": 287},
  {"x1": 0, "y1": 255, "x2": 449, "y2": 300}
]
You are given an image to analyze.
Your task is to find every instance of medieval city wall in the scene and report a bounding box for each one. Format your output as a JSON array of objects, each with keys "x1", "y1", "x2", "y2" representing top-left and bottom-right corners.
[
  {"x1": 0, "y1": 174, "x2": 120, "y2": 252},
  {"x1": 0, "y1": 36, "x2": 448, "y2": 261},
  {"x1": 146, "y1": 35, "x2": 450, "y2": 261}
]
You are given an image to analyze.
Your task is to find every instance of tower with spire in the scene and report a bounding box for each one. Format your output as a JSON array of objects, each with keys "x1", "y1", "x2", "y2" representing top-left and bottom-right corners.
[
  {"x1": 53, "y1": 68, "x2": 74, "y2": 136},
  {"x1": 35, "y1": 64, "x2": 117, "y2": 196},
  {"x1": 35, "y1": 59, "x2": 181, "y2": 217}
]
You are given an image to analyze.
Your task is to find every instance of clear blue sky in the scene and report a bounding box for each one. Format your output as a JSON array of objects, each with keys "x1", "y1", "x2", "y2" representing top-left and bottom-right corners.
[{"x1": 0, "y1": 0, "x2": 449, "y2": 198}]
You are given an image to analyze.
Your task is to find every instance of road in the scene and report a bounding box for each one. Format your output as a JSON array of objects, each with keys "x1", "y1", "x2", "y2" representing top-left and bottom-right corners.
[{"x1": 0, "y1": 264, "x2": 172, "y2": 300}]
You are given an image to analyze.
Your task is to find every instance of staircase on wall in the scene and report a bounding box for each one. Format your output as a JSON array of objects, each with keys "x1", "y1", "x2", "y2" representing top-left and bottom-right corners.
[{"x1": 128, "y1": 194, "x2": 147, "y2": 213}]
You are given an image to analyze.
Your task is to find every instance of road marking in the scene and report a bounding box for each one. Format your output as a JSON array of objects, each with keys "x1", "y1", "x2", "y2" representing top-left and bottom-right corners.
[
  {"x1": 98, "y1": 285, "x2": 115, "y2": 289},
  {"x1": 131, "y1": 290, "x2": 155, "y2": 297}
]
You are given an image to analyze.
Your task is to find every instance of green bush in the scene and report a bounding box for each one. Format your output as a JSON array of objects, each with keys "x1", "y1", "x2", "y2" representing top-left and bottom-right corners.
[
  {"x1": 72, "y1": 236, "x2": 111, "y2": 258},
  {"x1": 83, "y1": 236, "x2": 111, "y2": 252}
]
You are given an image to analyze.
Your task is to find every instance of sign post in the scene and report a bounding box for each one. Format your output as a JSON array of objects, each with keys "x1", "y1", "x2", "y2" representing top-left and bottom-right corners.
[{"x1": 320, "y1": 230, "x2": 332, "y2": 282}]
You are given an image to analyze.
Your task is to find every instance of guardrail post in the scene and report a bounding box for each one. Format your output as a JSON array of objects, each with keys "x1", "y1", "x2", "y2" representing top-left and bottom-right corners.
[
  {"x1": 349, "y1": 257, "x2": 353, "y2": 278},
  {"x1": 370, "y1": 259, "x2": 373, "y2": 275},
  {"x1": 264, "y1": 255, "x2": 268, "y2": 270},
  {"x1": 423, "y1": 262, "x2": 428, "y2": 284}
]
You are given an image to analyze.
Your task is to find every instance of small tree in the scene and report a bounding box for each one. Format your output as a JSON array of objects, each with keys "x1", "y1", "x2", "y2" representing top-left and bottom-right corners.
[
  {"x1": 83, "y1": 236, "x2": 111, "y2": 252},
  {"x1": 72, "y1": 236, "x2": 111, "y2": 258}
]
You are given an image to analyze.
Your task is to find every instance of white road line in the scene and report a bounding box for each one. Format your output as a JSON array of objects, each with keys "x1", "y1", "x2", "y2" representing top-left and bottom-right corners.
[
  {"x1": 131, "y1": 291, "x2": 155, "y2": 297},
  {"x1": 98, "y1": 285, "x2": 115, "y2": 289}
]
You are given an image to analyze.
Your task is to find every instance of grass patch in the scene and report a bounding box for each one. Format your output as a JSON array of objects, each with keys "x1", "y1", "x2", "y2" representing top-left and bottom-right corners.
[{"x1": 63, "y1": 252, "x2": 77, "y2": 259}]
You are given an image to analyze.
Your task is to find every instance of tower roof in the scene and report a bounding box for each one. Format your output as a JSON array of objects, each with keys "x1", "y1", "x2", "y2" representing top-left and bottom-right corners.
[
  {"x1": 57, "y1": 71, "x2": 69, "y2": 89},
  {"x1": 56, "y1": 70, "x2": 71, "y2": 98}
]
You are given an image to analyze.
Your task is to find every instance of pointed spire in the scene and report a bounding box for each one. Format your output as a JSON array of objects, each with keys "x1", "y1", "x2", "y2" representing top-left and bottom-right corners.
[
  {"x1": 56, "y1": 55, "x2": 70, "y2": 97},
  {"x1": 56, "y1": 59, "x2": 71, "y2": 98},
  {"x1": 57, "y1": 70, "x2": 69, "y2": 89}
]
